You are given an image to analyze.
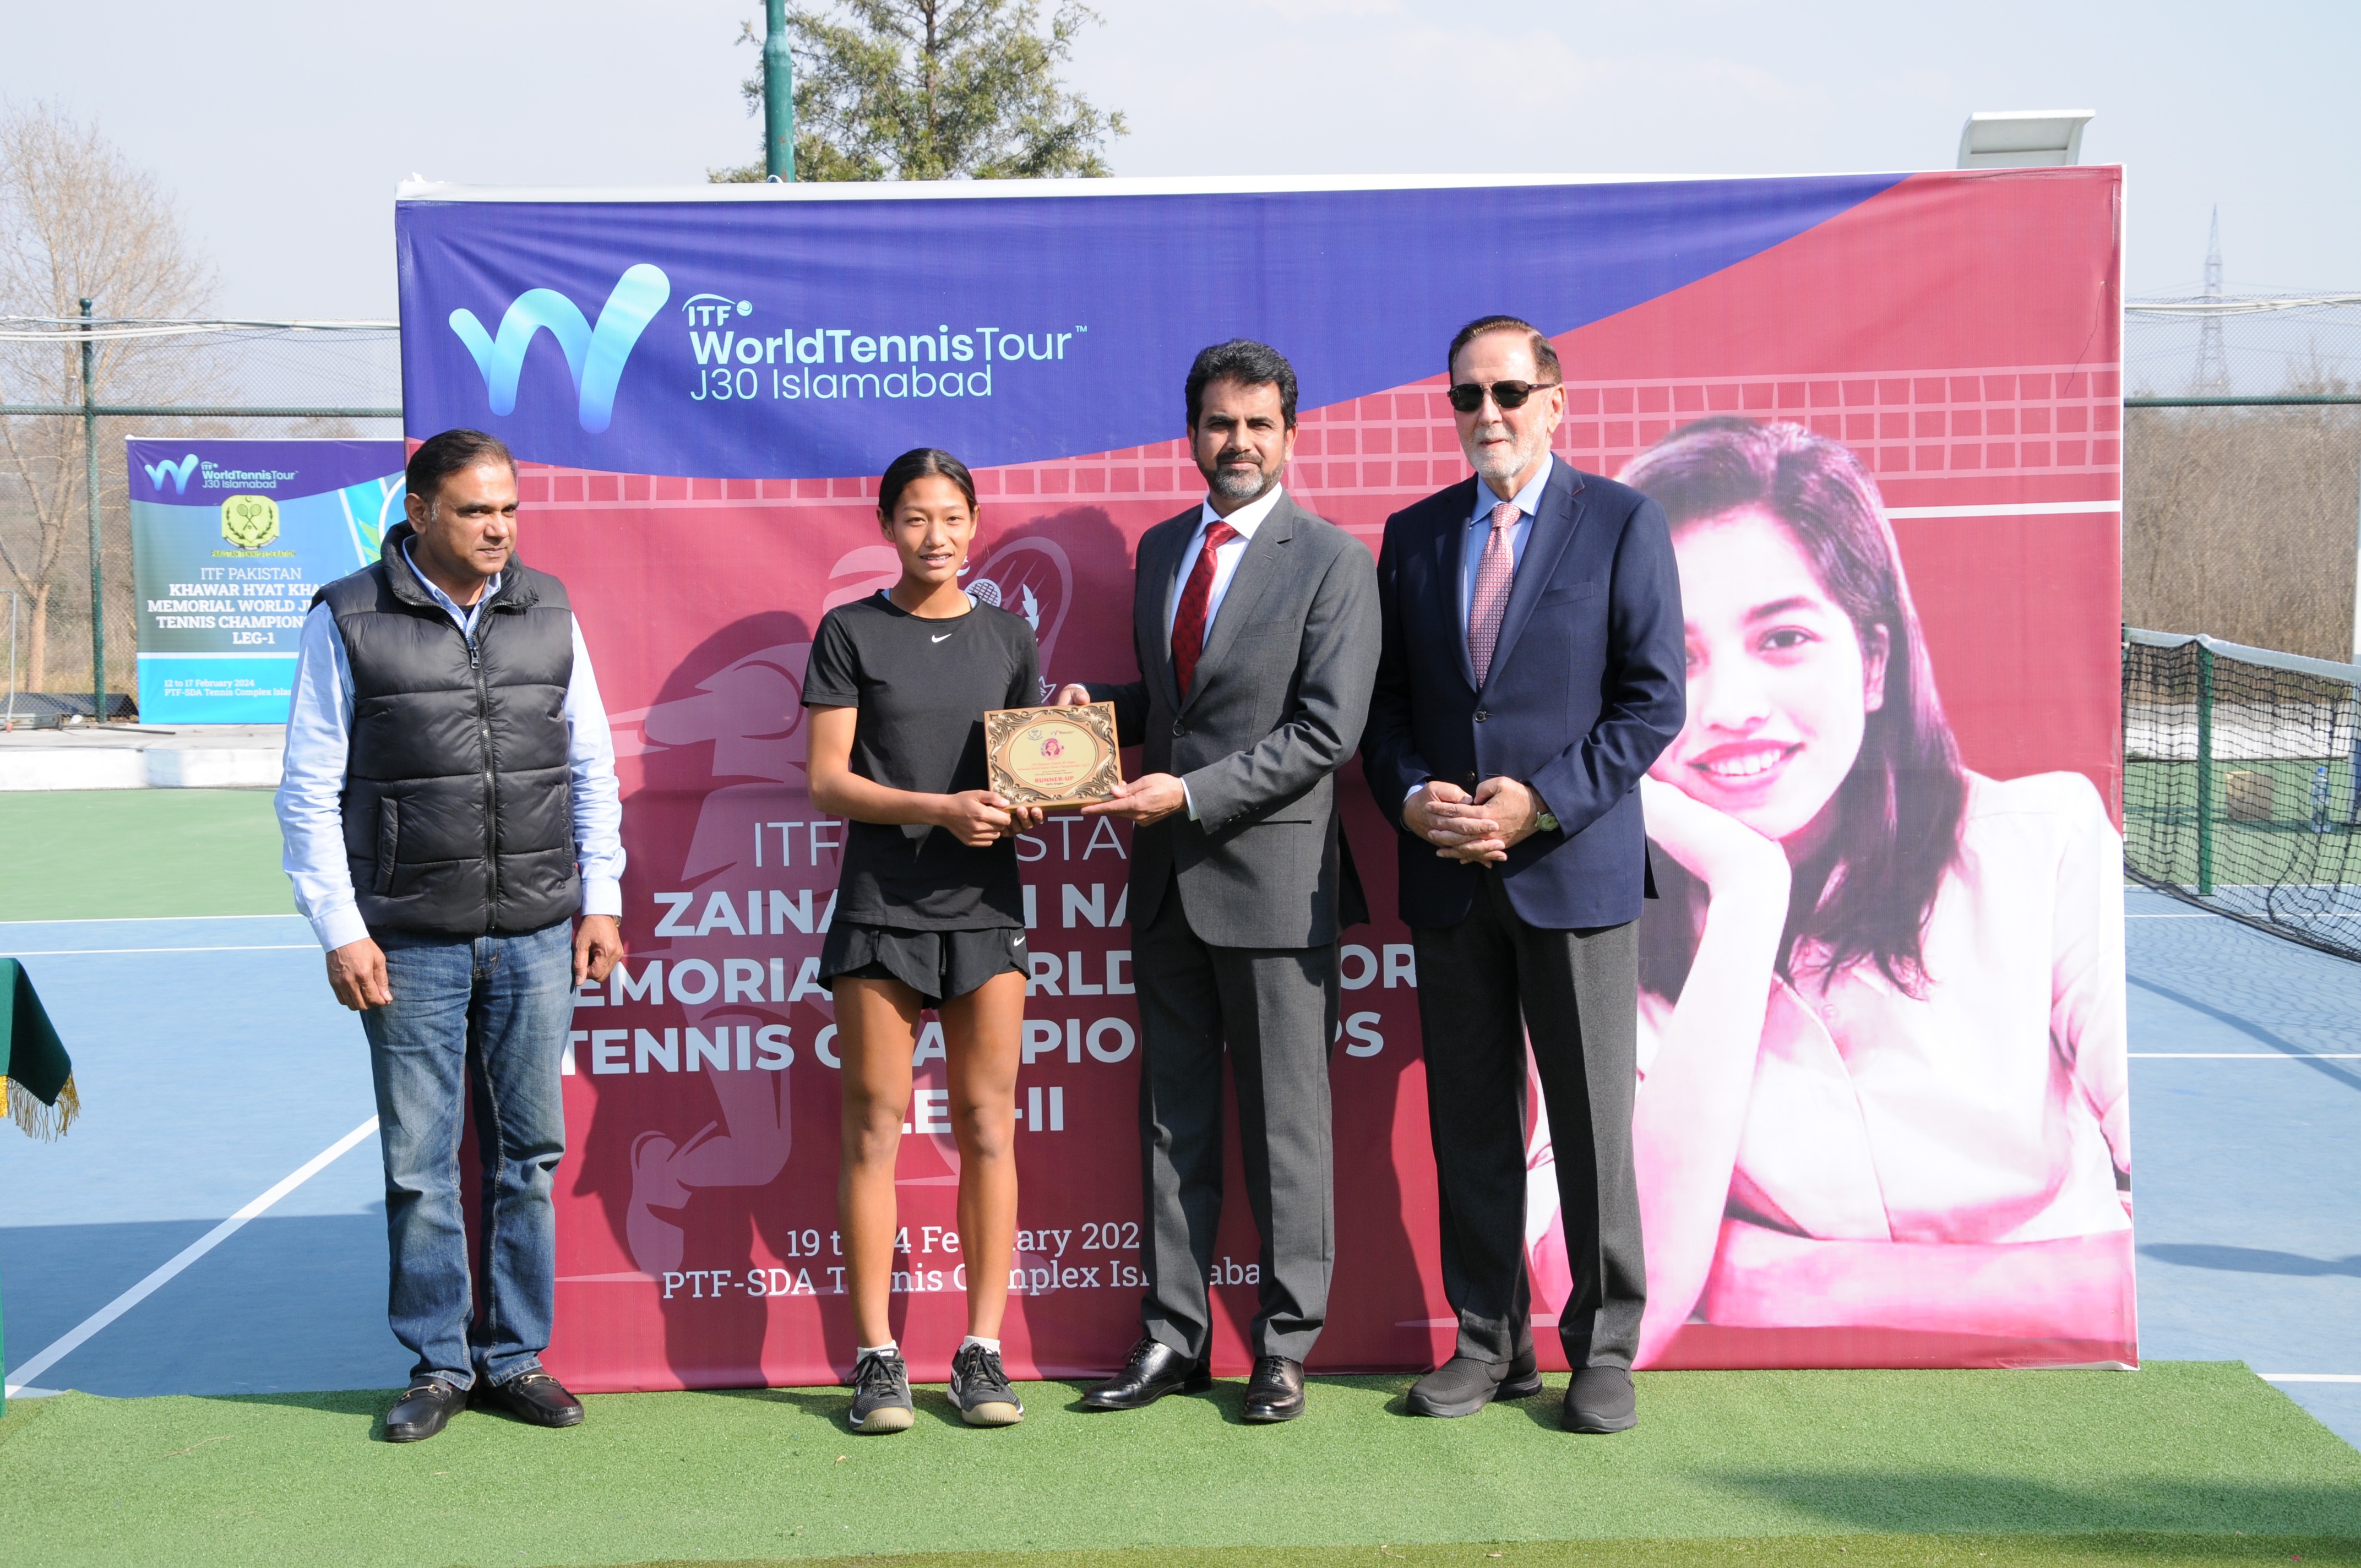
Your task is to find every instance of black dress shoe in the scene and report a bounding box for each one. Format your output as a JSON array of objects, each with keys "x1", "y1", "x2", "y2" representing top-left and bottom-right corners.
[
  {"x1": 1564, "y1": 1364, "x2": 1637, "y2": 1433},
  {"x1": 383, "y1": 1379, "x2": 466, "y2": 1443},
  {"x1": 472, "y1": 1370, "x2": 586, "y2": 1428},
  {"x1": 1082, "y1": 1336, "x2": 1211, "y2": 1411},
  {"x1": 1406, "y1": 1351, "x2": 1543, "y2": 1418},
  {"x1": 1241, "y1": 1355, "x2": 1305, "y2": 1423}
]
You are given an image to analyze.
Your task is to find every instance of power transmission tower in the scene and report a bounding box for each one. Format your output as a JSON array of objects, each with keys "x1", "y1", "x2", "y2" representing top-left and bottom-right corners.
[{"x1": 2195, "y1": 206, "x2": 2231, "y2": 392}]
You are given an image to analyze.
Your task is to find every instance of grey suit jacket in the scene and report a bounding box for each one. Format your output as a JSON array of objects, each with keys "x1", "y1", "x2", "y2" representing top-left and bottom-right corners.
[{"x1": 1087, "y1": 491, "x2": 1381, "y2": 950}]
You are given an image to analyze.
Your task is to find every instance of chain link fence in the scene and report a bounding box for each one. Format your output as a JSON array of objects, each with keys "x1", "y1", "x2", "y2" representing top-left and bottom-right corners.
[
  {"x1": 0, "y1": 317, "x2": 397, "y2": 714},
  {"x1": 6, "y1": 300, "x2": 2361, "y2": 715}
]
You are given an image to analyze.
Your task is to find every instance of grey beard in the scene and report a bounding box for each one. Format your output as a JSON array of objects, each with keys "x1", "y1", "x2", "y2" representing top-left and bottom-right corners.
[
  {"x1": 1208, "y1": 462, "x2": 1277, "y2": 503},
  {"x1": 1470, "y1": 434, "x2": 1544, "y2": 488}
]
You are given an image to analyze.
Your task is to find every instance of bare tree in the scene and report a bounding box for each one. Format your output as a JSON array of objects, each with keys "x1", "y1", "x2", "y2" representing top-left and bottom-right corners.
[
  {"x1": 0, "y1": 103, "x2": 215, "y2": 692},
  {"x1": 2124, "y1": 358, "x2": 2361, "y2": 660}
]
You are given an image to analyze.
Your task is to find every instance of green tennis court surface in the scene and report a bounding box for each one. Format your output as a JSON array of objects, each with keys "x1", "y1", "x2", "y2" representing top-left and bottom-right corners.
[
  {"x1": 2, "y1": 1363, "x2": 2357, "y2": 1567},
  {"x1": 0, "y1": 788, "x2": 289, "y2": 921}
]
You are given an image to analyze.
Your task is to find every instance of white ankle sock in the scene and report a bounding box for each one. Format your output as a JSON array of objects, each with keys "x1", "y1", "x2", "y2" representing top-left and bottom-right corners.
[
  {"x1": 857, "y1": 1341, "x2": 899, "y2": 1360},
  {"x1": 958, "y1": 1335, "x2": 1002, "y2": 1355}
]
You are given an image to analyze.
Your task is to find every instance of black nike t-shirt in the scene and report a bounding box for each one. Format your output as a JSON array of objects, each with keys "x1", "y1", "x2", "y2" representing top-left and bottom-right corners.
[{"x1": 801, "y1": 591, "x2": 1042, "y2": 929}]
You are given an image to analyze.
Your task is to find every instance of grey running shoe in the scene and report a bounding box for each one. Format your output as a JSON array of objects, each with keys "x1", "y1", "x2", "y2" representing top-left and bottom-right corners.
[
  {"x1": 946, "y1": 1342, "x2": 1025, "y2": 1427},
  {"x1": 848, "y1": 1349, "x2": 915, "y2": 1434}
]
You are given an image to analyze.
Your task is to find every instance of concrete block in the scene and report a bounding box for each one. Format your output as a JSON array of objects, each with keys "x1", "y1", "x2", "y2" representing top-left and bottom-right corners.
[
  {"x1": 2226, "y1": 769, "x2": 2276, "y2": 823},
  {"x1": 0, "y1": 748, "x2": 149, "y2": 791},
  {"x1": 146, "y1": 748, "x2": 284, "y2": 788}
]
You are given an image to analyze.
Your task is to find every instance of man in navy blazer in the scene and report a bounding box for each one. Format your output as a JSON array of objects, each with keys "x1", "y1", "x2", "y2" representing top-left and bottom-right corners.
[{"x1": 1363, "y1": 315, "x2": 1684, "y2": 1433}]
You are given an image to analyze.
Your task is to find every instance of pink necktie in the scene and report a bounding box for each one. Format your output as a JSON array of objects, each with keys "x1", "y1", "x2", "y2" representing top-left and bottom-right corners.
[
  {"x1": 1170, "y1": 520, "x2": 1238, "y2": 699},
  {"x1": 1467, "y1": 500, "x2": 1518, "y2": 687}
]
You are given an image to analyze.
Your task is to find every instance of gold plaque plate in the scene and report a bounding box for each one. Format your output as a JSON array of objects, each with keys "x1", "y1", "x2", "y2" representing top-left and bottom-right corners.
[{"x1": 985, "y1": 701, "x2": 1123, "y2": 809}]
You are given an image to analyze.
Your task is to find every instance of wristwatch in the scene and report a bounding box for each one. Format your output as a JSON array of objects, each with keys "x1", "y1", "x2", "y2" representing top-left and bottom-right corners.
[{"x1": 1532, "y1": 789, "x2": 1559, "y2": 834}]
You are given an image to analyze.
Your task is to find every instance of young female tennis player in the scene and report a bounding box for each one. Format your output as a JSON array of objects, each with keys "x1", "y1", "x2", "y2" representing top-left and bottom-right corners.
[{"x1": 802, "y1": 447, "x2": 1044, "y2": 1432}]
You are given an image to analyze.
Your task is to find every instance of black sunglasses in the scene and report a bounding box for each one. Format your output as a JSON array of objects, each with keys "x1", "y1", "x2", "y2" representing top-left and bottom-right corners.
[{"x1": 1445, "y1": 379, "x2": 1562, "y2": 413}]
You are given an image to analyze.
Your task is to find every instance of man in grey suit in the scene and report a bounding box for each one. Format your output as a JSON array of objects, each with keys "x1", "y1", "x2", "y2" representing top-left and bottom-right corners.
[{"x1": 1052, "y1": 339, "x2": 1380, "y2": 1423}]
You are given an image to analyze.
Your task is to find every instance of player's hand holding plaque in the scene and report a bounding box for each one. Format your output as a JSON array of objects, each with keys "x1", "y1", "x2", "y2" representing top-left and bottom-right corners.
[{"x1": 986, "y1": 701, "x2": 1123, "y2": 810}]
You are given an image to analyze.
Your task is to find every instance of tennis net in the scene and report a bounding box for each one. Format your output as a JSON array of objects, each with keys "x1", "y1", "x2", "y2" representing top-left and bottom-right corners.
[{"x1": 2123, "y1": 627, "x2": 2361, "y2": 959}]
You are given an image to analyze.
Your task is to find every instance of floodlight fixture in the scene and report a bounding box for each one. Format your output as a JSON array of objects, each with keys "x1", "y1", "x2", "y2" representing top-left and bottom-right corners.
[{"x1": 1957, "y1": 110, "x2": 2095, "y2": 169}]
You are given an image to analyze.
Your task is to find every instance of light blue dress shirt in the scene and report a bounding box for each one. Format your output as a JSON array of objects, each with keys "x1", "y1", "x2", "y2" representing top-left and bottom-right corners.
[
  {"x1": 275, "y1": 540, "x2": 626, "y2": 951},
  {"x1": 1406, "y1": 455, "x2": 1558, "y2": 805},
  {"x1": 1459, "y1": 453, "x2": 1554, "y2": 644}
]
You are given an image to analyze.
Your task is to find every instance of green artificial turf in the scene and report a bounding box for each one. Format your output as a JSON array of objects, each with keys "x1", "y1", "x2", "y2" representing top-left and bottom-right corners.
[
  {"x1": 638, "y1": 1542, "x2": 2361, "y2": 1568},
  {"x1": 0, "y1": 788, "x2": 290, "y2": 921},
  {"x1": 1, "y1": 1364, "x2": 2355, "y2": 1568}
]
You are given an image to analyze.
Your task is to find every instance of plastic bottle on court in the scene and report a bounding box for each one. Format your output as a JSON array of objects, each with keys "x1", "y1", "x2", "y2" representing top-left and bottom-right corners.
[{"x1": 2311, "y1": 764, "x2": 2331, "y2": 833}]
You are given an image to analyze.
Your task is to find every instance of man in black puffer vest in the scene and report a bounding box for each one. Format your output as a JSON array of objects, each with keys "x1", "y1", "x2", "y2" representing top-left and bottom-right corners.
[{"x1": 275, "y1": 429, "x2": 625, "y2": 1443}]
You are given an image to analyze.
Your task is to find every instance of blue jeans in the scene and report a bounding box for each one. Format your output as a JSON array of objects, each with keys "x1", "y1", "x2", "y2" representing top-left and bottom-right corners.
[{"x1": 361, "y1": 920, "x2": 573, "y2": 1390}]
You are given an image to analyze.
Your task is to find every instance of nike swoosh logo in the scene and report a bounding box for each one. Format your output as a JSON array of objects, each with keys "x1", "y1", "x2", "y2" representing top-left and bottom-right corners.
[{"x1": 932, "y1": 633, "x2": 953, "y2": 643}]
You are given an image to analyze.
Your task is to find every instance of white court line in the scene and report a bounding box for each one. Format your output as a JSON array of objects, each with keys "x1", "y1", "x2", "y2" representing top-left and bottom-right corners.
[
  {"x1": 2127, "y1": 910, "x2": 2361, "y2": 921},
  {"x1": 2131, "y1": 1052, "x2": 2361, "y2": 1059},
  {"x1": 2262, "y1": 1374, "x2": 2361, "y2": 1384},
  {"x1": 2, "y1": 1115, "x2": 379, "y2": 1399},
  {"x1": 3, "y1": 944, "x2": 315, "y2": 956},
  {"x1": 1884, "y1": 500, "x2": 2120, "y2": 518},
  {"x1": 0, "y1": 913, "x2": 301, "y2": 925}
]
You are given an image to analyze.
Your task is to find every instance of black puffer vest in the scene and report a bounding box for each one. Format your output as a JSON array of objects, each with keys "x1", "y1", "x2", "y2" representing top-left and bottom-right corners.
[{"x1": 317, "y1": 522, "x2": 579, "y2": 937}]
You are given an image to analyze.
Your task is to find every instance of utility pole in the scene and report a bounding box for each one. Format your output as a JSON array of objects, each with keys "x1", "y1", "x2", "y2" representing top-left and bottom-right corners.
[
  {"x1": 764, "y1": 0, "x2": 796, "y2": 181},
  {"x1": 2194, "y1": 208, "x2": 2229, "y2": 393},
  {"x1": 80, "y1": 297, "x2": 107, "y2": 724}
]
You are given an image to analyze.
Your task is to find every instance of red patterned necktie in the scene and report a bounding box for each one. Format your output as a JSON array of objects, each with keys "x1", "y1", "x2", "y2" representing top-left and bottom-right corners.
[
  {"x1": 1169, "y1": 519, "x2": 1239, "y2": 699},
  {"x1": 1467, "y1": 500, "x2": 1519, "y2": 687}
]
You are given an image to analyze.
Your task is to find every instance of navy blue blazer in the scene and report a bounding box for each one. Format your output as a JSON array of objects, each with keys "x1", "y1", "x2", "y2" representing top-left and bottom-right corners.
[{"x1": 1362, "y1": 461, "x2": 1686, "y2": 931}]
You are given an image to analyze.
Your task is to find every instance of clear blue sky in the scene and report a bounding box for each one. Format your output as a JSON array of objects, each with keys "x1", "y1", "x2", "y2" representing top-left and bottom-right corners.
[{"x1": 4, "y1": 0, "x2": 2351, "y2": 319}]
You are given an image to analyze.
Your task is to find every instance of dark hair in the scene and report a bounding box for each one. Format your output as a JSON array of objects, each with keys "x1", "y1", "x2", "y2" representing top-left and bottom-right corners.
[
  {"x1": 1184, "y1": 339, "x2": 1298, "y2": 431},
  {"x1": 877, "y1": 448, "x2": 978, "y2": 519},
  {"x1": 1446, "y1": 315, "x2": 1563, "y2": 384},
  {"x1": 1622, "y1": 417, "x2": 1967, "y2": 997},
  {"x1": 405, "y1": 429, "x2": 514, "y2": 509}
]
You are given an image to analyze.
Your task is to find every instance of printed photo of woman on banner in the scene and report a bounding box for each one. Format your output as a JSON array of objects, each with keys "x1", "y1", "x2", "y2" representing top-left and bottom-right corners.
[{"x1": 1523, "y1": 416, "x2": 2131, "y2": 1368}]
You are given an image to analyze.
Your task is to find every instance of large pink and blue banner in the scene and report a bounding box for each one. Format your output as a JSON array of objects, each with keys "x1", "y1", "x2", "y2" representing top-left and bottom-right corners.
[{"x1": 395, "y1": 168, "x2": 2131, "y2": 1390}]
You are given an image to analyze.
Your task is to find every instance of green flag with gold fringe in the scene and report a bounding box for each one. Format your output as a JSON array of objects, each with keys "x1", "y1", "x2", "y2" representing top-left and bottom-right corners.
[
  {"x1": 1, "y1": 957, "x2": 76, "y2": 1141},
  {"x1": 1, "y1": 956, "x2": 75, "y2": 1418}
]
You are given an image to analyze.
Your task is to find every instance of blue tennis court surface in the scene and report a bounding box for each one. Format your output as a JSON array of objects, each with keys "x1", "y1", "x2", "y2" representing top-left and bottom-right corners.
[
  {"x1": 0, "y1": 916, "x2": 387, "y2": 1397},
  {"x1": 6, "y1": 891, "x2": 2360, "y2": 1447}
]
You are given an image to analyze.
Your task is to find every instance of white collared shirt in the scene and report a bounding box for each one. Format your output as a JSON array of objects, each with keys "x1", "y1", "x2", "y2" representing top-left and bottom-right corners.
[
  {"x1": 1163, "y1": 482, "x2": 1288, "y2": 645},
  {"x1": 1163, "y1": 482, "x2": 1287, "y2": 821}
]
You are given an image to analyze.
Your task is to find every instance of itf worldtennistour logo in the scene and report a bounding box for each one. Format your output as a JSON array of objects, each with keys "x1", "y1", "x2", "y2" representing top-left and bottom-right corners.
[
  {"x1": 143, "y1": 452, "x2": 200, "y2": 494},
  {"x1": 447, "y1": 264, "x2": 672, "y2": 433},
  {"x1": 682, "y1": 290, "x2": 1085, "y2": 407}
]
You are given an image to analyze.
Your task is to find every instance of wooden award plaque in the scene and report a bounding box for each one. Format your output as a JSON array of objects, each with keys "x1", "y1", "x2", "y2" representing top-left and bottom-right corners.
[{"x1": 984, "y1": 701, "x2": 1123, "y2": 810}]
